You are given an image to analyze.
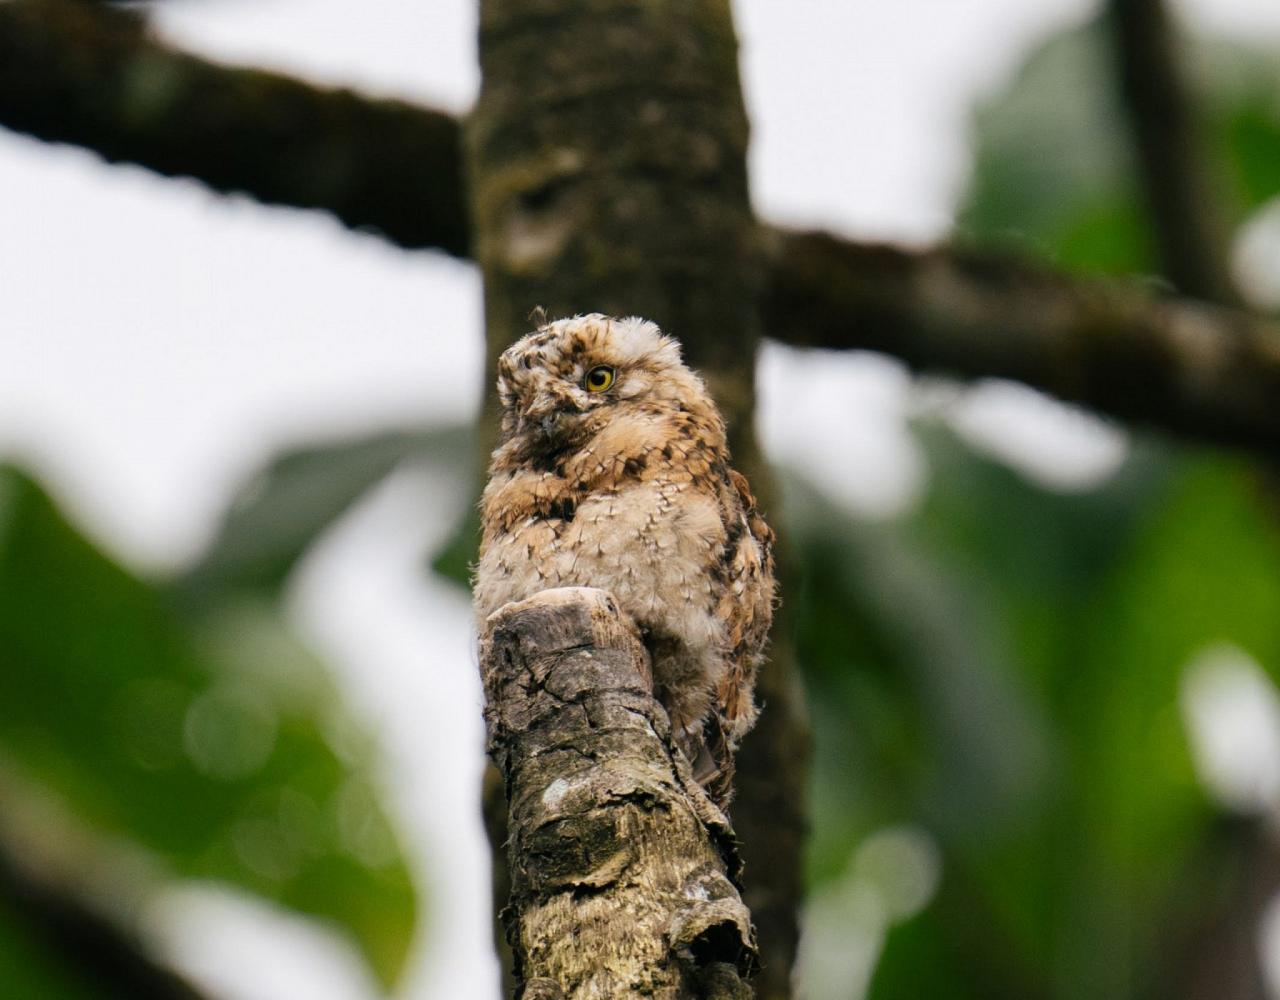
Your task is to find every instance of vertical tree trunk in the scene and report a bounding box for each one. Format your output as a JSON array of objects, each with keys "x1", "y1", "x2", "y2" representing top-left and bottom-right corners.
[
  {"x1": 465, "y1": 2, "x2": 808, "y2": 996},
  {"x1": 466, "y1": 0, "x2": 758, "y2": 434}
]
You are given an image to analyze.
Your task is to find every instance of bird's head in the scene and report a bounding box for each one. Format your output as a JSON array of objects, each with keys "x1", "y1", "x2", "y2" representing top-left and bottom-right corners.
[{"x1": 495, "y1": 314, "x2": 713, "y2": 451}]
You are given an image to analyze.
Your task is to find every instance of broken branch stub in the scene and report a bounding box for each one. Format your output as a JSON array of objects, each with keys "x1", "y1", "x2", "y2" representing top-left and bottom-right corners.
[{"x1": 480, "y1": 587, "x2": 757, "y2": 999}]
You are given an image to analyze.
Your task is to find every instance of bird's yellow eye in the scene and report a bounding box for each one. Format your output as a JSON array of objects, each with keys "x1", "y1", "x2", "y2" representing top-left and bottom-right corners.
[{"x1": 583, "y1": 365, "x2": 615, "y2": 393}]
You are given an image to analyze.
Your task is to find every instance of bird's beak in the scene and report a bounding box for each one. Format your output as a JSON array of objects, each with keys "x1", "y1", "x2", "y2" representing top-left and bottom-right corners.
[{"x1": 521, "y1": 390, "x2": 577, "y2": 438}]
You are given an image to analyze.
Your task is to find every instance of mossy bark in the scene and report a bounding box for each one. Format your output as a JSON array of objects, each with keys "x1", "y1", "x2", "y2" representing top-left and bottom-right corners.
[
  {"x1": 465, "y1": 2, "x2": 808, "y2": 996},
  {"x1": 481, "y1": 588, "x2": 755, "y2": 998}
]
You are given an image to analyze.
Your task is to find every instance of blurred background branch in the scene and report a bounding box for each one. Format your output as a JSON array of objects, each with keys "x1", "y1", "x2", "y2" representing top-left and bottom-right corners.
[
  {"x1": 0, "y1": 837, "x2": 208, "y2": 1000},
  {"x1": 1171, "y1": 817, "x2": 1277, "y2": 1000},
  {"x1": 4, "y1": 1, "x2": 1279, "y2": 468},
  {"x1": 762, "y1": 232, "x2": 1280, "y2": 455},
  {"x1": 1106, "y1": 0, "x2": 1240, "y2": 305},
  {"x1": 0, "y1": 0, "x2": 468, "y2": 256}
]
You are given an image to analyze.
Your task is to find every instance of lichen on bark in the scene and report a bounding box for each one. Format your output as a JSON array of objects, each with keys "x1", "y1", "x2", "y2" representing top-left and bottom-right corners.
[{"x1": 481, "y1": 587, "x2": 756, "y2": 998}]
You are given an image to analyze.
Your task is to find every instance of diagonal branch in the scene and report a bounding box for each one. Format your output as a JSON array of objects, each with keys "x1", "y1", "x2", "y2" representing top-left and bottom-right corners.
[
  {"x1": 0, "y1": 0, "x2": 468, "y2": 256},
  {"x1": 1106, "y1": 0, "x2": 1240, "y2": 305},
  {"x1": 761, "y1": 230, "x2": 1280, "y2": 455},
  {"x1": 0, "y1": 837, "x2": 209, "y2": 1000}
]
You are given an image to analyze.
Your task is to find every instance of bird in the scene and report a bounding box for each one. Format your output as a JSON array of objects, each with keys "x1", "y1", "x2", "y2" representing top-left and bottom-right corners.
[{"x1": 472, "y1": 313, "x2": 775, "y2": 806}]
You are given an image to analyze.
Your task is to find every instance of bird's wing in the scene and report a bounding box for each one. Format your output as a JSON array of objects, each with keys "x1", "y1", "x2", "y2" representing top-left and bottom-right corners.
[{"x1": 698, "y1": 467, "x2": 775, "y2": 805}]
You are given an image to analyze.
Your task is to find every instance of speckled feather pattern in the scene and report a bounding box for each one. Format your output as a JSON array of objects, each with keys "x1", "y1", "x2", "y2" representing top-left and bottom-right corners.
[{"x1": 473, "y1": 315, "x2": 775, "y2": 802}]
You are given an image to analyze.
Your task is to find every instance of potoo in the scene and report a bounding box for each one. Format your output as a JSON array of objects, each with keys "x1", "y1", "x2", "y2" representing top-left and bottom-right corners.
[{"x1": 473, "y1": 314, "x2": 774, "y2": 805}]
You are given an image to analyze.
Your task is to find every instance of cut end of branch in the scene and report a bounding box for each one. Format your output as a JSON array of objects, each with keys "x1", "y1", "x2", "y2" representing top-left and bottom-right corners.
[{"x1": 479, "y1": 586, "x2": 757, "y2": 998}]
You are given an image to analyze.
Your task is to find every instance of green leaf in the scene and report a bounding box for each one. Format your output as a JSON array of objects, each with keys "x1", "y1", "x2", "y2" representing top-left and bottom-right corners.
[
  {"x1": 0, "y1": 467, "x2": 416, "y2": 986},
  {"x1": 178, "y1": 425, "x2": 471, "y2": 601}
]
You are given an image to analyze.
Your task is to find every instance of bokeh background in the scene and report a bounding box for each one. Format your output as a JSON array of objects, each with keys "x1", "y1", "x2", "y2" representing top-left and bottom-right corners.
[{"x1": 4, "y1": 0, "x2": 1280, "y2": 997}]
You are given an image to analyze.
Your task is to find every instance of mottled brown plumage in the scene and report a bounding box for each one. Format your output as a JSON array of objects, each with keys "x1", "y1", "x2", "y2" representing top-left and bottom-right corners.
[{"x1": 473, "y1": 314, "x2": 775, "y2": 804}]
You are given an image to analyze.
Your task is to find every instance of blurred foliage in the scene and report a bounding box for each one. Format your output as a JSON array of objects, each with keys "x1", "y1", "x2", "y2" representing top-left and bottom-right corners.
[
  {"x1": 958, "y1": 15, "x2": 1280, "y2": 277},
  {"x1": 793, "y1": 11, "x2": 1280, "y2": 1000},
  {"x1": 179, "y1": 426, "x2": 470, "y2": 601},
  {"x1": 791, "y1": 432, "x2": 1280, "y2": 1000},
  {"x1": 0, "y1": 439, "x2": 451, "y2": 992},
  {"x1": 431, "y1": 505, "x2": 481, "y2": 590}
]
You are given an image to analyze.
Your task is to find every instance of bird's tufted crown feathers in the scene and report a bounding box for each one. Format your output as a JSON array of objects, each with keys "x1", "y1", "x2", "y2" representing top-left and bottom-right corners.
[{"x1": 494, "y1": 313, "x2": 718, "y2": 447}]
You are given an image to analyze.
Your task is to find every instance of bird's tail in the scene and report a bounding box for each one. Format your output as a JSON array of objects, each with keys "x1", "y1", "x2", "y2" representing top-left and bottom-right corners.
[{"x1": 686, "y1": 715, "x2": 735, "y2": 810}]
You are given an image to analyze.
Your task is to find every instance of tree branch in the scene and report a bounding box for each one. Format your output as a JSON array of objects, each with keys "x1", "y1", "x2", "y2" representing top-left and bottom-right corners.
[
  {"x1": 762, "y1": 230, "x2": 1280, "y2": 455},
  {"x1": 9, "y1": 4, "x2": 1280, "y2": 457},
  {"x1": 0, "y1": 0, "x2": 468, "y2": 256},
  {"x1": 480, "y1": 587, "x2": 755, "y2": 998},
  {"x1": 0, "y1": 838, "x2": 209, "y2": 1000},
  {"x1": 1169, "y1": 817, "x2": 1276, "y2": 1000},
  {"x1": 1107, "y1": 0, "x2": 1240, "y2": 304}
]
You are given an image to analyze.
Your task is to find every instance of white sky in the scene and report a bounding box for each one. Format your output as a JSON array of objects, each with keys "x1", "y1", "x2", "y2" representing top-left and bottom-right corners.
[{"x1": 5, "y1": 0, "x2": 1280, "y2": 997}]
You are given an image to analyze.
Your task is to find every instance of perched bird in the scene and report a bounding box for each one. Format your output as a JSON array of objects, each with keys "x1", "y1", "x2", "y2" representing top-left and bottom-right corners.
[{"x1": 473, "y1": 313, "x2": 775, "y2": 805}]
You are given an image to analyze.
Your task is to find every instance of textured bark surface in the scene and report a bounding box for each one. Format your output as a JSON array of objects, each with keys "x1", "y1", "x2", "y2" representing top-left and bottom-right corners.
[
  {"x1": 481, "y1": 588, "x2": 755, "y2": 998},
  {"x1": 481, "y1": 763, "x2": 517, "y2": 996},
  {"x1": 0, "y1": 0, "x2": 468, "y2": 256},
  {"x1": 466, "y1": 2, "x2": 807, "y2": 995},
  {"x1": 764, "y1": 230, "x2": 1280, "y2": 455},
  {"x1": 724, "y1": 592, "x2": 806, "y2": 998},
  {"x1": 466, "y1": 0, "x2": 759, "y2": 441}
]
